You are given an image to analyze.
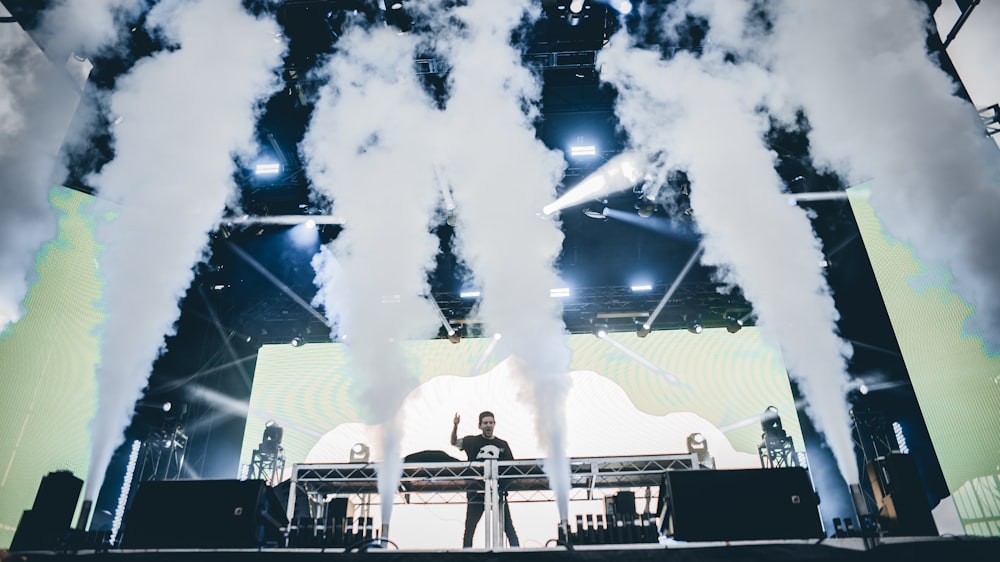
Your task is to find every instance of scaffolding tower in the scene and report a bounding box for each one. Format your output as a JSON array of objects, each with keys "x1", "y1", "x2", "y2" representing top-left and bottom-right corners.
[
  {"x1": 249, "y1": 446, "x2": 286, "y2": 486},
  {"x1": 137, "y1": 425, "x2": 188, "y2": 481},
  {"x1": 249, "y1": 421, "x2": 286, "y2": 486},
  {"x1": 757, "y1": 406, "x2": 800, "y2": 469}
]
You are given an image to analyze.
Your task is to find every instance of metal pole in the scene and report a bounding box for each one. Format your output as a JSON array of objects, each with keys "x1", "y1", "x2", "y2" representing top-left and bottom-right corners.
[
  {"x1": 286, "y1": 464, "x2": 297, "y2": 545},
  {"x1": 484, "y1": 459, "x2": 499, "y2": 549}
]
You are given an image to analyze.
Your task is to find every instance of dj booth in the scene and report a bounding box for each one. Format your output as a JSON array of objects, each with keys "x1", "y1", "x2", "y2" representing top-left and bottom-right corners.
[
  {"x1": 286, "y1": 454, "x2": 699, "y2": 548},
  {"x1": 115, "y1": 454, "x2": 822, "y2": 550}
]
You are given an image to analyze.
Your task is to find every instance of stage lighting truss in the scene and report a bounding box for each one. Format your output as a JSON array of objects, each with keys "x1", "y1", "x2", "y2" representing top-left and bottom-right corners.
[
  {"x1": 137, "y1": 425, "x2": 188, "y2": 482},
  {"x1": 250, "y1": 421, "x2": 286, "y2": 486},
  {"x1": 288, "y1": 454, "x2": 698, "y2": 508},
  {"x1": 757, "y1": 407, "x2": 800, "y2": 469}
]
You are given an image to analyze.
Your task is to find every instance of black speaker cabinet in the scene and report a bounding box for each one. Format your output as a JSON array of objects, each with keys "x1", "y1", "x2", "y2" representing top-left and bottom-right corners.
[
  {"x1": 866, "y1": 453, "x2": 937, "y2": 536},
  {"x1": 10, "y1": 470, "x2": 83, "y2": 551},
  {"x1": 121, "y1": 479, "x2": 288, "y2": 549},
  {"x1": 666, "y1": 467, "x2": 823, "y2": 541}
]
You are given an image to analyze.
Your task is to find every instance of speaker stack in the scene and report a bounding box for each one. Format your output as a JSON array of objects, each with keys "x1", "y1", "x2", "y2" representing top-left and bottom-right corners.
[
  {"x1": 866, "y1": 453, "x2": 937, "y2": 536},
  {"x1": 120, "y1": 479, "x2": 288, "y2": 549},
  {"x1": 665, "y1": 467, "x2": 824, "y2": 541},
  {"x1": 10, "y1": 470, "x2": 84, "y2": 551}
]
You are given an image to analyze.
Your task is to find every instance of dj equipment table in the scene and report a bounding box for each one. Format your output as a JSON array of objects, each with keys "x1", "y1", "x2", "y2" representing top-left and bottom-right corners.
[{"x1": 286, "y1": 454, "x2": 700, "y2": 549}]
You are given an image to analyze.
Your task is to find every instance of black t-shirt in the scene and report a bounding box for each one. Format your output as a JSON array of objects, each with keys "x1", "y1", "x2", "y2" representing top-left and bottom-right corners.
[{"x1": 459, "y1": 434, "x2": 514, "y2": 462}]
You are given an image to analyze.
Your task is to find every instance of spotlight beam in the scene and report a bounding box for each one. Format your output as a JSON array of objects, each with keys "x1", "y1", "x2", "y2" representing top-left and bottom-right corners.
[
  {"x1": 147, "y1": 353, "x2": 259, "y2": 394},
  {"x1": 845, "y1": 338, "x2": 903, "y2": 358},
  {"x1": 787, "y1": 191, "x2": 849, "y2": 203},
  {"x1": 601, "y1": 207, "x2": 697, "y2": 241},
  {"x1": 541, "y1": 152, "x2": 644, "y2": 216},
  {"x1": 186, "y1": 383, "x2": 326, "y2": 440},
  {"x1": 222, "y1": 214, "x2": 346, "y2": 226},
  {"x1": 198, "y1": 285, "x2": 253, "y2": 390},
  {"x1": 717, "y1": 398, "x2": 809, "y2": 434},
  {"x1": 825, "y1": 231, "x2": 860, "y2": 259},
  {"x1": 427, "y1": 295, "x2": 456, "y2": 336},
  {"x1": 643, "y1": 245, "x2": 704, "y2": 330},
  {"x1": 470, "y1": 333, "x2": 501, "y2": 376},
  {"x1": 597, "y1": 332, "x2": 689, "y2": 389},
  {"x1": 227, "y1": 241, "x2": 328, "y2": 325}
]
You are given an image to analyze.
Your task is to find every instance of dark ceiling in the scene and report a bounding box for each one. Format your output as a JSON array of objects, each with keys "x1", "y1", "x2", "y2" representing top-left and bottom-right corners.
[
  {"x1": 1, "y1": 0, "x2": 911, "y2": 348},
  {"x1": 0, "y1": 0, "x2": 928, "y2": 356},
  {"x1": 5, "y1": 0, "x2": 934, "y2": 355},
  {"x1": 217, "y1": 0, "x2": 851, "y2": 342}
]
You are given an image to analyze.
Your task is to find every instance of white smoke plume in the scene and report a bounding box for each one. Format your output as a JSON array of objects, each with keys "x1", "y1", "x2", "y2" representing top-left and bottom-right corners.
[
  {"x1": 303, "y1": 23, "x2": 444, "y2": 527},
  {"x1": 84, "y1": 0, "x2": 284, "y2": 501},
  {"x1": 598, "y1": 2, "x2": 858, "y2": 484},
  {"x1": 0, "y1": 1, "x2": 137, "y2": 332},
  {"x1": 36, "y1": 0, "x2": 145, "y2": 63},
  {"x1": 432, "y1": 0, "x2": 574, "y2": 521},
  {"x1": 767, "y1": 0, "x2": 1000, "y2": 352},
  {"x1": 0, "y1": 17, "x2": 60, "y2": 330}
]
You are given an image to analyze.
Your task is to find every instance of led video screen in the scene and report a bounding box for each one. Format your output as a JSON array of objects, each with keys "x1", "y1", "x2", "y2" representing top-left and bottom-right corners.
[
  {"x1": 0, "y1": 187, "x2": 102, "y2": 549},
  {"x1": 848, "y1": 184, "x2": 1000, "y2": 536}
]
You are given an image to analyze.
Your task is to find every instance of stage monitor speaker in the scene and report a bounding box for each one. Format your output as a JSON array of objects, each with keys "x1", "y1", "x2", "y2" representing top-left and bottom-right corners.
[
  {"x1": 866, "y1": 453, "x2": 937, "y2": 536},
  {"x1": 121, "y1": 479, "x2": 288, "y2": 549},
  {"x1": 271, "y1": 479, "x2": 312, "y2": 520},
  {"x1": 666, "y1": 467, "x2": 823, "y2": 541},
  {"x1": 604, "y1": 491, "x2": 636, "y2": 519},
  {"x1": 10, "y1": 470, "x2": 84, "y2": 551}
]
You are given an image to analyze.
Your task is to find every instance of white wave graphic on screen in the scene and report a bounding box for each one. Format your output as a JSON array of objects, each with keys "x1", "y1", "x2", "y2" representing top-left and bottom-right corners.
[{"x1": 306, "y1": 359, "x2": 759, "y2": 468}]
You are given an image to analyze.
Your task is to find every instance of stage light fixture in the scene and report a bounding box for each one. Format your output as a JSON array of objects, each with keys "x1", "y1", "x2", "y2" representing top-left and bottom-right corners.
[
  {"x1": 687, "y1": 322, "x2": 703, "y2": 334},
  {"x1": 725, "y1": 314, "x2": 743, "y2": 333},
  {"x1": 565, "y1": 1, "x2": 584, "y2": 26},
  {"x1": 350, "y1": 442, "x2": 371, "y2": 463},
  {"x1": 761, "y1": 406, "x2": 782, "y2": 434},
  {"x1": 630, "y1": 284, "x2": 652, "y2": 292},
  {"x1": 448, "y1": 325, "x2": 461, "y2": 344},
  {"x1": 583, "y1": 208, "x2": 607, "y2": 220},
  {"x1": 570, "y1": 144, "x2": 596, "y2": 156},
  {"x1": 290, "y1": 336, "x2": 304, "y2": 347},
  {"x1": 550, "y1": 287, "x2": 570, "y2": 298},
  {"x1": 637, "y1": 202, "x2": 655, "y2": 217},
  {"x1": 460, "y1": 290, "x2": 480, "y2": 298},
  {"x1": 614, "y1": 0, "x2": 632, "y2": 14},
  {"x1": 593, "y1": 323, "x2": 609, "y2": 339},
  {"x1": 758, "y1": 405, "x2": 800, "y2": 468},
  {"x1": 635, "y1": 320, "x2": 650, "y2": 338},
  {"x1": 260, "y1": 420, "x2": 283, "y2": 456},
  {"x1": 254, "y1": 162, "x2": 280, "y2": 175},
  {"x1": 686, "y1": 432, "x2": 713, "y2": 467}
]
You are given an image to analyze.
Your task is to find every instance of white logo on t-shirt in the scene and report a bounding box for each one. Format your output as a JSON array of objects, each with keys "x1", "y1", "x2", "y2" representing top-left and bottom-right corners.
[{"x1": 477, "y1": 444, "x2": 501, "y2": 460}]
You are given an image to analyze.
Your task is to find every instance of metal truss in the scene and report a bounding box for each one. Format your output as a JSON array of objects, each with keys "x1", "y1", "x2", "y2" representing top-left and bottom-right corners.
[
  {"x1": 758, "y1": 435, "x2": 800, "y2": 469},
  {"x1": 250, "y1": 448, "x2": 286, "y2": 487},
  {"x1": 286, "y1": 454, "x2": 698, "y2": 548},
  {"x1": 980, "y1": 103, "x2": 999, "y2": 137},
  {"x1": 288, "y1": 454, "x2": 696, "y2": 510},
  {"x1": 137, "y1": 426, "x2": 188, "y2": 482},
  {"x1": 247, "y1": 281, "x2": 753, "y2": 345}
]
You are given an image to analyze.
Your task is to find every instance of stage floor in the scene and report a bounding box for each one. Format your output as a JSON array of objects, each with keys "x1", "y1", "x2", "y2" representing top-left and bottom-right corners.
[{"x1": 7, "y1": 536, "x2": 999, "y2": 562}]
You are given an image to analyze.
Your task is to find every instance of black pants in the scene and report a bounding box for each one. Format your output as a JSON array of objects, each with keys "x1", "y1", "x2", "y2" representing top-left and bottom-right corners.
[{"x1": 463, "y1": 492, "x2": 519, "y2": 547}]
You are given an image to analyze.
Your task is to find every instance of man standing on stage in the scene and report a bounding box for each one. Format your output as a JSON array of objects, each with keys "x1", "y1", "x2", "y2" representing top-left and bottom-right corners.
[{"x1": 451, "y1": 411, "x2": 520, "y2": 548}]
